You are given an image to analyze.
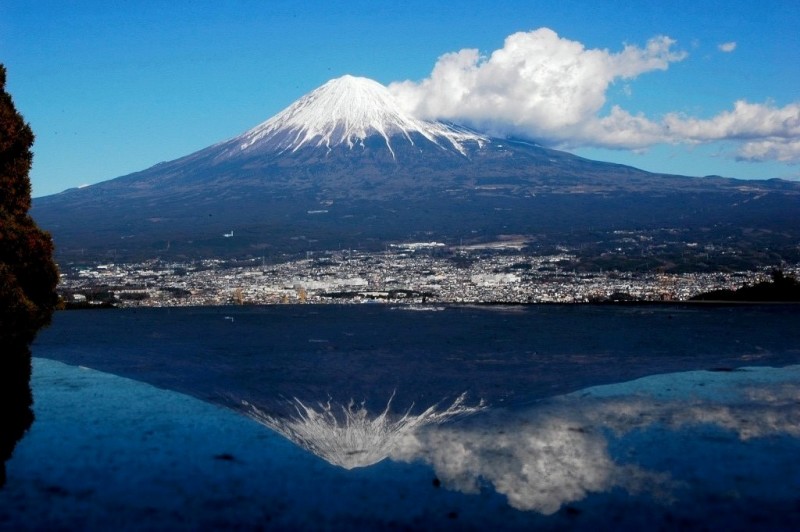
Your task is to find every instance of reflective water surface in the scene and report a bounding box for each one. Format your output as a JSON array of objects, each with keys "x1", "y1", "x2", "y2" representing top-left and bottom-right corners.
[{"x1": 2, "y1": 304, "x2": 800, "y2": 529}]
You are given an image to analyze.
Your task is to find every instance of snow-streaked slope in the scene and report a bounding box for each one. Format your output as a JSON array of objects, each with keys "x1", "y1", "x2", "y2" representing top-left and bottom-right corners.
[{"x1": 225, "y1": 75, "x2": 487, "y2": 158}]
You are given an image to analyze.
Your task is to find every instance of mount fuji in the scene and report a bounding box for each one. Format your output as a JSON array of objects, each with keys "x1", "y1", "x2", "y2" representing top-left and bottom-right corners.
[{"x1": 32, "y1": 75, "x2": 800, "y2": 264}]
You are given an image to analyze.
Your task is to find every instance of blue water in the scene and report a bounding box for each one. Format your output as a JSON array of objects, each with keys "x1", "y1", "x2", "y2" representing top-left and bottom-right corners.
[
  {"x1": 3, "y1": 304, "x2": 800, "y2": 529},
  {"x1": 29, "y1": 304, "x2": 800, "y2": 411}
]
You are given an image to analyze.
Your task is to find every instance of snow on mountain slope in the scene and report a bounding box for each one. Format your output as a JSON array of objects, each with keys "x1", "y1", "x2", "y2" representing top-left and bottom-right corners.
[{"x1": 224, "y1": 75, "x2": 487, "y2": 159}]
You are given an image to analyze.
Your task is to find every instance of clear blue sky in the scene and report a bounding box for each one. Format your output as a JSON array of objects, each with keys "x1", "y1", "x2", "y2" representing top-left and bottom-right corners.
[{"x1": 2, "y1": 0, "x2": 798, "y2": 197}]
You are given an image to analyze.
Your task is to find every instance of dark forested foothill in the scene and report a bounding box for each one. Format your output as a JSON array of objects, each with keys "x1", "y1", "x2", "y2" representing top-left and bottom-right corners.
[
  {"x1": 690, "y1": 270, "x2": 800, "y2": 302},
  {"x1": 0, "y1": 64, "x2": 59, "y2": 487}
]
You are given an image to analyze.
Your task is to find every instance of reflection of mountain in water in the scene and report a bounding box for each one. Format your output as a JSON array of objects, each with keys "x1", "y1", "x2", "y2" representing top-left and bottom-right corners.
[
  {"x1": 233, "y1": 366, "x2": 800, "y2": 516},
  {"x1": 230, "y1": 365, "x2": 800, "y2": 515},
  {"x1": 241, "y1": 392, "x2": 484, "y2": 469},
  {"x1": 23, "y1": 305, "x2": 800, "y2": 527}
]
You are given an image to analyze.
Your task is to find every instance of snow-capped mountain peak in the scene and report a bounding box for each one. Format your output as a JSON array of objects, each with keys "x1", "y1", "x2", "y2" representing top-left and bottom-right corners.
[{"x1": 230, "y1": 75, "x2": 487, "y2": 158}]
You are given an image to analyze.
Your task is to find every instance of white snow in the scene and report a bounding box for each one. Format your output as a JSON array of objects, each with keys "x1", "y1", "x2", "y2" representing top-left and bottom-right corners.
[{"x1": 230, "y1": 75, "x2": 487, "y2": 158}]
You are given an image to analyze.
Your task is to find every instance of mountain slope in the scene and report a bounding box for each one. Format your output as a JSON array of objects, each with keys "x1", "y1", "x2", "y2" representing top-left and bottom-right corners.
[{"x1": 32, "y1": 76, "x2": 800, "y2": 265}]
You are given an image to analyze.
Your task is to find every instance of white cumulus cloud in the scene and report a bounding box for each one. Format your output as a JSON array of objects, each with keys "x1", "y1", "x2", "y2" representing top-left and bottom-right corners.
[
  {"x1": 389, "y1": 28, "x2": 800, "y2": 164},
  {"x1": 665, "y1": 100, "x2": 800, "y2": 163},
  {"x1": 718, "y1": 41, "x2": 737, "y2": 53},
  {"x1": 389, "y1": 28, "x2": 686, "y2": 148},
  {"x1": 664, "y1": 100, "x2": 800, "y2": 141},
  {"x1": 737, "y1": 138, "x2": 800, "y2": 163}
]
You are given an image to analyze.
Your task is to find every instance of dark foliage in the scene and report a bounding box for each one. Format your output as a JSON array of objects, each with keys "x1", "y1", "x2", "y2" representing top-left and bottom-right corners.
[
  {"x1": 0, "y1": 64, "x2": 59, "y2": 487},
  {"x1": 0, "y1": 64, "x2": 59, "y2": 343},
  {"x1": 690, "y1": 270, "x2": 800, "y2": 302}
]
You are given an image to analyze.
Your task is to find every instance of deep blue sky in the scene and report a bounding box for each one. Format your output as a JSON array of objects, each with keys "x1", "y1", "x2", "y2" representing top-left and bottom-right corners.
[{"x1": 2, "y1": 0, "x2": 798, "y2": 196}]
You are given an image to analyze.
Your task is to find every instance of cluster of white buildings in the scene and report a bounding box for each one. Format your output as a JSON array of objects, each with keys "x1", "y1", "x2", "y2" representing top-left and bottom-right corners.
[{"x1": 58, "y1": 245, "x2": 794, "y2": 307}]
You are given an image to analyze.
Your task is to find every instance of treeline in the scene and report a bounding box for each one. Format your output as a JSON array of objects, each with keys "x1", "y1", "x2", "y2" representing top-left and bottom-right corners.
[{"x1": 691, "y1": 270, "x2": 800, "y2": 302}]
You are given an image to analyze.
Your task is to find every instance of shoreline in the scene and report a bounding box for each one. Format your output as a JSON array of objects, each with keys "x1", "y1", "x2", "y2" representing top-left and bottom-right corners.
[{"x1": 60, "y1": 299, "x2": 800, "y2": 311}]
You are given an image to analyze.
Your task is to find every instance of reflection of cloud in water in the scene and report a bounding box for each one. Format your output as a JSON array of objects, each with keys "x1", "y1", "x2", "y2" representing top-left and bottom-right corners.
[
  {"x1": 582, "y1": 382, "x2": 800, "y2": 441},
  {"x1": 241, "y1": 392, "x2": 484, "y2": 469},
  {"x1": 391, "y1": 408, "x2": 674, "y2": 514},
  {"x1": 390, "y1": 368, "x2": 800, "y2": 515},
  {"x1": 660, "y1": 387, "x2": 800, "y2": 440}
]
